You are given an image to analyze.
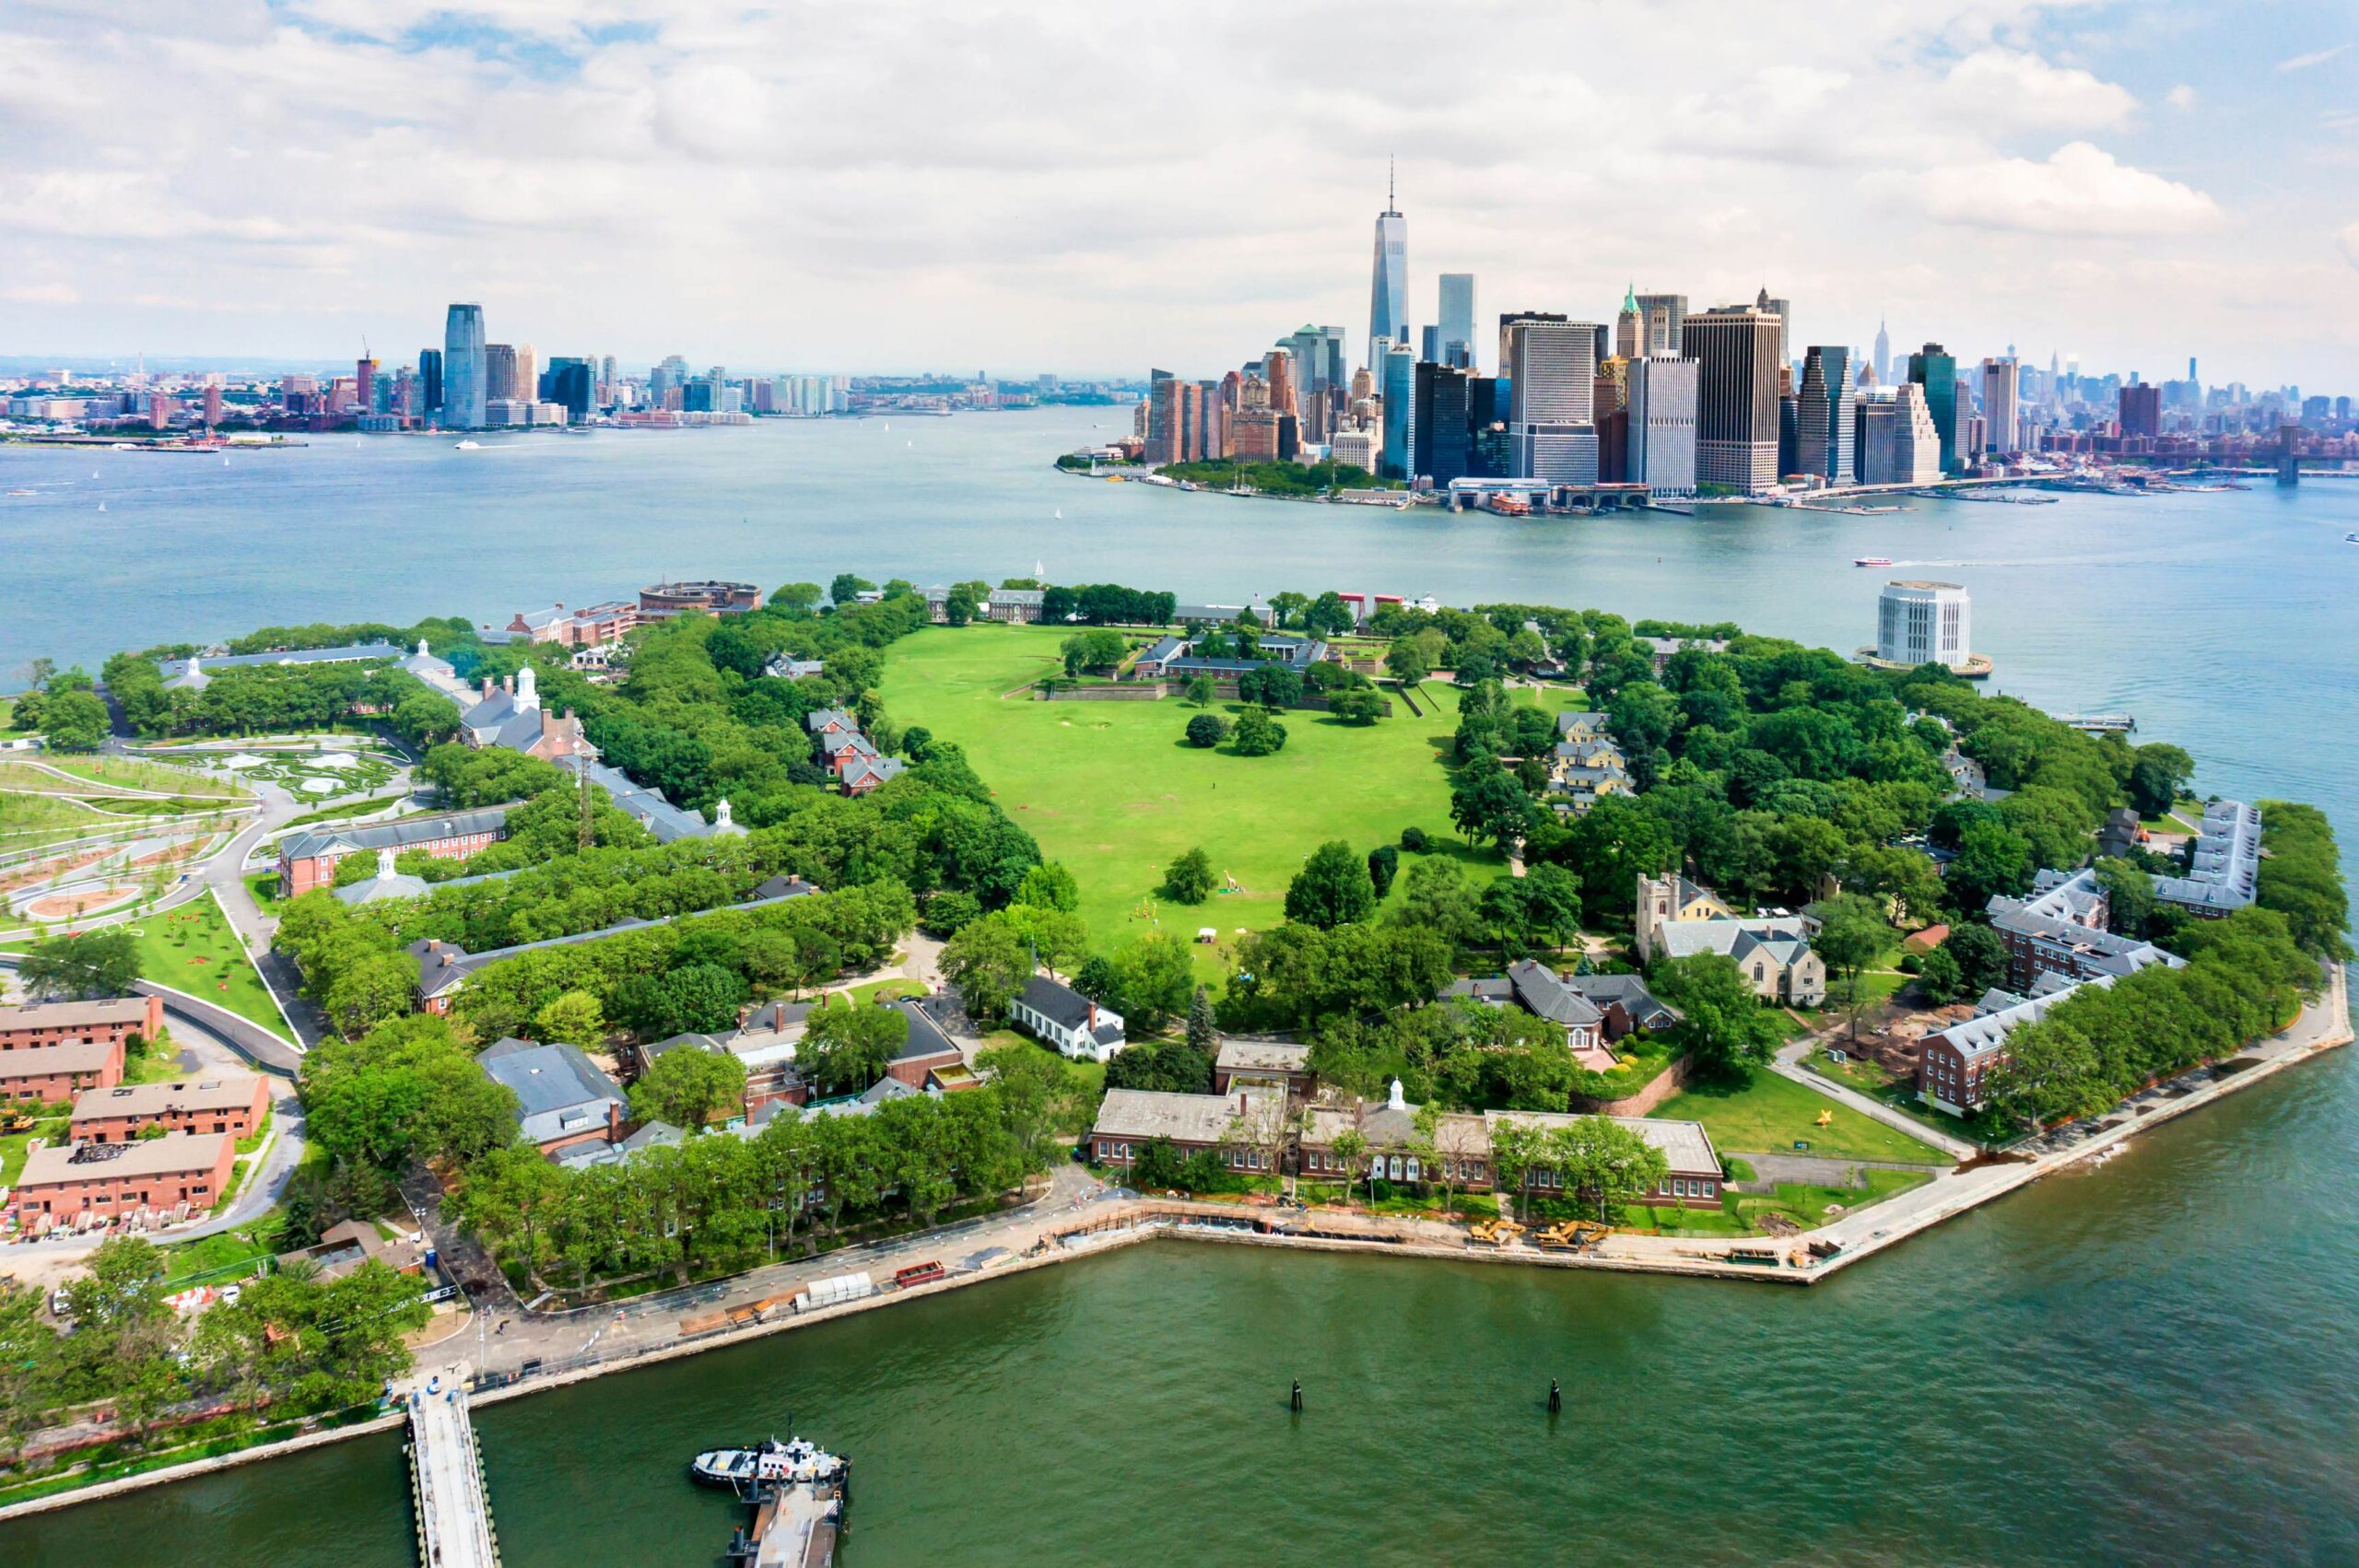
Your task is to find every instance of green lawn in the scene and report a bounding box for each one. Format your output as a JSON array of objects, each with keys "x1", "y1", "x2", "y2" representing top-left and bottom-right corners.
[
  {"x1": 1808, "y1": 1052, "x2": 2013, "y2": 1147},
  {"x1": 1655, "y1": 1067, "x2": 1949, "y2": 1164},
  {"x1": 34, "y1": 756, "x2": 247, "y2": 798},
  {"x1": 128, "y1": 895, "x2": 291, "y2": 1038},
  {"x1": 841, "y1": 977, "x2": 926, "y2": 1005},
  {"x1": 877, "y1": 626, "x2": 1506, "y2": 962},
  {"x1": 0, "y1": 1116, "x2": 69, "y2": 1185},
  {"x1": 160, "y1": 1213, "x2": 288, "y2": 1284}
]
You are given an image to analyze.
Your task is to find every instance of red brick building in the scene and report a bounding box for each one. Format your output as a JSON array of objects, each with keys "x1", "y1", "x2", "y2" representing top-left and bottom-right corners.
[
  {"x1": 69, "y1": 1073, "x2": 271, "y2": 1144},
  {"x1": 0, "y1": 1039, "x2": 125, "y2": 1104},
  {"x1": 10, "y1": 1132, "x2": 235, "y2": 1225},
  {"x1": 276, "y1": 806, "x2": 510, "y2": 897},
  {"x1": 0, "y1": 995, "x2": 162, "y2": 1053}
]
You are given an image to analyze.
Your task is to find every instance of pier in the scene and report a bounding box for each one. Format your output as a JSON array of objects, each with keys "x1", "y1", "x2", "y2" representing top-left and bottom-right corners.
[{"x1": 405, "y1": 1379, "x2": 499, "y2": 1568}]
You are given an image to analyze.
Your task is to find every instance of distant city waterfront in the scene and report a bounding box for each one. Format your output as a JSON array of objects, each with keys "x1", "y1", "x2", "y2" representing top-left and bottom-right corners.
[{"x1": 3, "y1": 405, "x2": 2358, "y2": 1562}]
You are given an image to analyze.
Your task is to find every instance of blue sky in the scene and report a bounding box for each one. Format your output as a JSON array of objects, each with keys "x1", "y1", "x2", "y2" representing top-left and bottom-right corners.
[{"x1": 0, "y1": 1, "x2": 2351, "y2": 386}]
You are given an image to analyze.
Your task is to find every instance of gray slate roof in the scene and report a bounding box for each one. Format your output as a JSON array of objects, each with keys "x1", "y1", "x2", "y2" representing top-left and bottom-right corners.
[
  {"x1": 477, "y1": 1038, "x2": 625, "y2": 1146},
  {"x1": 157, "y1": 642, "x2": 398, "y2": 678},
  {"x1": 280, "y1": 805, "x2": 511, "y2": 864}
]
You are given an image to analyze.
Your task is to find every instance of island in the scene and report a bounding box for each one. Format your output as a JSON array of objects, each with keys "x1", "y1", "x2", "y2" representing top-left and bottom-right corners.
[{"x1": 0, "y1": 571, "x2": 2346, "y2": 1517}]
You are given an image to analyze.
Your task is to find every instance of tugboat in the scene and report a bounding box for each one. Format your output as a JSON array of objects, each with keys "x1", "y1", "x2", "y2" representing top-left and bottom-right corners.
[{"x1": 694, "y1": 1433, "x2": 850, "y2": 1493}]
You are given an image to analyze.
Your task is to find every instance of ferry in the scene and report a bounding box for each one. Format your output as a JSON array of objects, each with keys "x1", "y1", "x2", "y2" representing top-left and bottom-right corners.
[
  {"x1": 693, "y1": 1435, "x2": 849, "y2": 1492},
  {"x1": 453, "y1": 439, "x2": 482, "y2": 451},
  {"x1": 1853, "y1": 556, "x2": 1893, "y2": 568}
]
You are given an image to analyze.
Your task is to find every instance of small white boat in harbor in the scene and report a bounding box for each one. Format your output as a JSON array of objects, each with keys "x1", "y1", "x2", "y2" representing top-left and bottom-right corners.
[
  {"x1": 1854, "y1": 556, "x2": 1893, "y2": 568},
  {"x1": 454, "y1": 439, "x2": 482, "y2": 451},
  {"x1": 692, "y1": 1434, "x2": 849, "y2": 1491}
]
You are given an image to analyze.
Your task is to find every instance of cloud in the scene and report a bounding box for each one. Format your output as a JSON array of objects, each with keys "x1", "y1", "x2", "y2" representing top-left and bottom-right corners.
[
  {"x1": 3, "y1": 281, "x2": 76, "y2": 305},
  {"x1": 2278, "y1": 44, "x2": 2346, "y2": 72},
  {"x1": 2165, "y1": 84, "x2": 2196, "y2": 111},
  {"x1": 1907, "y1": 143, "x2": 2224, "y2": 236},
  {"x1": 1942, "y1": 49, "x2": 2136, "y2": 130},
  {"x1": 2341, "y1": 221, "x2": 2359, "y2": 268}
]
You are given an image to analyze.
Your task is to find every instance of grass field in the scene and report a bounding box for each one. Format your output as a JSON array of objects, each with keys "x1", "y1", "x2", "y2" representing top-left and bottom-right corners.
[
  {"x1": 877, "y1": 625, "x2": 1508, "y2": 960},
  {"x1": 34, "y1": 756, "x2": 248, "y2": 798},
  {"x1": 1656, "y1": 1067, "x2": 1950, "y2": 1164},
  {"x1": 0, "y1": 1115, "x2": 69, "y2": 1185},
  {"x1": 129, "y1": 895, "x2": 290, "y2": 1037}
]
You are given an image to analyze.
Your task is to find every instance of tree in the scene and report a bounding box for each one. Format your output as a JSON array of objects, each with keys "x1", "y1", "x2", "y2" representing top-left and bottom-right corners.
[
  {"x1": 1186, "y1": 984, "x2": 1217, "y2": 1053},
  {"x1": 1809, "y1": 894, "x2": 1891, "y2": 1039},
  {"x1": 1184, "y1": 674, "x2": 1216, "y2": 706},
  {"x1": 921, "y1": 890, "x2": 983, "y2": 939},
  {"x1": 1184, "y1": 713, "x2": 1229, "y2": 748},
  {"x1": 1015, "y1": 860, "x2": 1081, "y2": 913},
  {"x1": 772, "y1": 581, "x2": 824, "y2": 614},
  {"x1": 2126, "y1": 743, "x2": 2195, "y2": 817},
  {"x1": 324, "y1": 952, "x2": 418, "y2": 1038},
  {"x1": 1548, "y1": 1116, "x2": 1670, "y2": 1223},
  {"x1": 2095, "y1": 857, "x2": 2157, "y2": 940},
  {"x1": 977, "y1": 1041, "x2": 1062, "y2": 1167},
  {"x1": 1650, "y1": 954, "x2": 1786, "y2": 1075},
  {"x1": 1390, "y1": 857, "x2": 1485, "y2": 952},
  {"x1": 1285, "y1": 840, "x2": 1378, "y2": 930},
  {"x1": 828, "y1": 572, "x2": 875, "y2": 606},
  {"x1": 943, "y1": 912, "x2": 1030, "y2": 1022},
  {"x1": 533, "y1": 990, "x2": 605, "y2": 1046},
  {"x1": 1163, "y1": 846, "x2": 1216, "y2": 904},
  {"x1": 1304, "y1": 591, "x2": 1356, "y2": 638},
  {"x1": 615, "y1": 962, "x2": 747, "y2": 1037},
  {"x1": 1110, "y1": 932, "x2": 1193, "y2": 1029},
  {"x1": 1916, "y1": 943, "x2": 1966, "y2": 1005},
  {"x1": 37, "y1": 688, "x2": 109, "y2": 750},
  {"x1": 1947, "y1": 820, "x2": 2035, "y2": 910},
  {"x1": 1366, "y1": 844, "x2": 1400, "y2": 899},
  {"x1": 1061, "y1": 628, "x2": 1128, "y2": 677},
  {"x1": 1004, "y1": 903, "x2": 1090, "y2": 979},
  {"x1": 629, "y1": 1045, "x2": 746, "y2": 1129},
  {"x1": 1229, "y1": 708, "x2": 1286, "y2": 755},
  {"x1": 1941, "y1": 921, "x2": 2011, "y2": 997},
  {"x1": 1327, "y1": 1128, "x2": 1369, "y2": 1205},
  {"x1": 1385, "y1": 639, "x2": 1429, "y2": 685},
  {"x1": 1328, "y1": 687, "x2": 1385, "y2": 724},
  {"x1": 1485, "y1": 1117, "x2": 1549, "y2": 1222},
  {"x1": 16, "y1": 929, "x2": 139, "y2": 1000},
  {"x1": 799, "y1": 999, "x2": 908, "y2": 1095},
  {"x1": 1450, "y1": 768, "x2": 1532, "y2": 850}
]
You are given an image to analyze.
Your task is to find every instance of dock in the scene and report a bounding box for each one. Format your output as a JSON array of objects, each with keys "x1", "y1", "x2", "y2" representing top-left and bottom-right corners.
[
  {"x1": 735, "y1": 1485, "x2": 839, "y2": 1568},
  {"x1": 406, "y1": 1381, "x2": 499, "y2": 1567},
  {"x1": 2053, "y1": 712, "x2": 2135, "y2": 735}
]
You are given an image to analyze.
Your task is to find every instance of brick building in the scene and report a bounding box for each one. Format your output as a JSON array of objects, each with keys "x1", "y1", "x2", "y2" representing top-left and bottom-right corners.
[
  {"x1": 0, "y1": 1038, "x2": 124, "y2": 1103},
  {"x1": 276, "y1": 806, "x2": 510, "y2": 896},
  {"x1": 69, "y1": 1073, "x2": 271, "y2": 1144},
  {"x1": 9, "y1": 1132, "x2": 235, "y2": 1225},
  {"x1": 0, "y1": 995, "x2": 163, "y2": 1053}
]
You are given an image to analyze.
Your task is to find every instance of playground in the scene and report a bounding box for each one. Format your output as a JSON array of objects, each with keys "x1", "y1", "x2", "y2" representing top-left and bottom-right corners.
[{"x1": 875, "y1": 624, "x2": 1511, "y2": 960}]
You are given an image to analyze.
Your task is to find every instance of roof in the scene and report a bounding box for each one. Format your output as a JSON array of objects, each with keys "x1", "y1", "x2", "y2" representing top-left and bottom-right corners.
[
  {"x1": 1655, "y1": 917, "x2": 1814, "y2": 966},
  {"x1": 553, "y1": 1120, "x2": 684, "y2": 1167},
  {"x1": 887, "y1": 996, "x2": 964, "y2": 1063},
  {"x1": 1214, "y1": 1038, "x2": 1310, "y2": 1074},
  {"x1": 1564, "y1": 972, "x2": 1680, "y2": 1028},
  {"x1": 334, "y1": 868, "x2": 432, "y2": 904},
  {"x1": 1483, "y1": 1109, "x2": 1721, "y2": 1176},
  {"x1": 1017, "y1": 975, "x2": 1097, "y2": 1030},
  {"x1": 553, "y1": 755, "x2": 710, "y2": 843},
  {"x1": 2152, "y1": 799, "x2": 2260, "y2": 912},
  {"x1": 640, "y1": 1031, "x2": 725, "y2": 1062},
  {"x1": 805, "y1": 708, "x2": 856, "y2": 732},
  {"x1": 476, "y1": 1038, "x2": 624, "y2": 1144},
  {"x1": 755, "y1": 874, "x2": 817, "y2": 900},
  {"x1": 842, "y1": 755, "x2": 906, "y2": 790},
  {"x1": 1506, "y1": 960, "x2": 1602, "y2": 1026},
  {"x1": 0, "y1": 1039, "x2": 122, "y2": 1079},
  {"x1": 18, "y1": 1131, "x2": 233, "y2": 1187},
  {"x1": 987, "y1": 588, "x2": 1046, "y2": 607},
  {"x1": 405, "y1": 883, "x2": 825, "y2": 996},
  {"x1": 156, "y1": 642, "x2": 397, "y2": 678},
  {"x1": 1555, "y1": 710, "x2": 1609, "y2": 735},
  {"x1": 279, "y1": 805, "x2": 511, "y2": 865},
  {"x1": 0, "y1": 996, "x2": 151, "y2": 1031},
  {"x1": 1093, "y1": 1086, "x2": 1277, "y2": 1145},
  {"x1": 71, "y1": 1074, "x2": 265, "y2": 1124}
]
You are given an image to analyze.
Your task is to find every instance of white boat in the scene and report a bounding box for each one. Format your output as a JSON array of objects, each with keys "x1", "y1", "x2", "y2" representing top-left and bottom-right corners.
[
  {"x1": 2344, "y1": 532, "x2": 2359, "y2": 544},
  {"x1": 453, "y1": 439, "x2": 482, "y2": 451},
  {"x1": 690, "y1": 1434, "x2": 849, "y2": 1490},
  {"x1": 1853, "y1": 556, "x2": 1893, "y2": 568}
]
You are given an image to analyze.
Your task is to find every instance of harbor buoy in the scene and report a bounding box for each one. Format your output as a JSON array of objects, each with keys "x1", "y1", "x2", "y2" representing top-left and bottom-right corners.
[{"x1": 1289, "y1": 1378, "x2": 1303, "y2": 1412}]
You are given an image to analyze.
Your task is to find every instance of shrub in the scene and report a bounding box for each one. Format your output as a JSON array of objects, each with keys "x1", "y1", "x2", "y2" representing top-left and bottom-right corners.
[
  {"x1": 1184, "y1": 714, "x2": 1229, "y2": 749},
  {"x1": 1400, "y1": 825, "x2": 1428, "y2": 852},
  {"x1": 1231, "y1": 708, "x2": 1286, "y2": 756}
]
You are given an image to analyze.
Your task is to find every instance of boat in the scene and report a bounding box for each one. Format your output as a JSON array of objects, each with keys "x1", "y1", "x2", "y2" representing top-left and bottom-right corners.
[
  {"x1": 453, "y1": 439, "x2": 482, "y2": 451},
  {"x1": 1853, "y1": 556, "x2": 1893, "y2": 568},
  {"x1": 2344, "y1": 532, "x2": 2359, "y2": 544},
  {"x1": 692, "y1": 1435, "x2": 850, "y2": 1492}
]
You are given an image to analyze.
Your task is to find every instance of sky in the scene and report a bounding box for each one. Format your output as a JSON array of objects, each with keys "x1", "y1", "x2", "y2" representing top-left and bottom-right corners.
[{"x1": 1, "y1": 0, "x2": 2354, "y2": 386}]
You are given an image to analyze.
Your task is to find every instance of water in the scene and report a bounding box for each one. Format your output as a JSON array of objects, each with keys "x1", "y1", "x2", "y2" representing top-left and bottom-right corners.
[{"x1": 4, "y1": 411, "x2": 2357, "y2": 1562}]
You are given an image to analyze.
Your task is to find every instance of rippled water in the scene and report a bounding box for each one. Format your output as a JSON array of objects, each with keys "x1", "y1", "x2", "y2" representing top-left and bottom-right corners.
[{"x1": 3, "y1": 413, "x2": 2355, "y2": 1562}]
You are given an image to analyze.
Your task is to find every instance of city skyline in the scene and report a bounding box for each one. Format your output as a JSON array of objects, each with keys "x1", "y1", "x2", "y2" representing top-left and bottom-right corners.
[{"x1": 0, "y1": 2, "x2": 2353, "y2": 382}]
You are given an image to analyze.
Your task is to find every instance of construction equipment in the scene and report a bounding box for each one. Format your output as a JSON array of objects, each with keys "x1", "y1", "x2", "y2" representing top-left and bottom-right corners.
[
  {"x1": 1533, "y1": 1220, "x2": 1608, "y2": 1250},
  {"x1": 1467, "y1": 1217, "x2": 1527, "y2": 1246}
]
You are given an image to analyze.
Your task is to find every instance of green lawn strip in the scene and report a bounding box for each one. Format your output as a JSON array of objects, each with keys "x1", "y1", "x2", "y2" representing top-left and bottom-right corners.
[
  {"x1": 161, "y1": 1213, "x2": 288, "y2": 1284},
  {"x1": 877, "y1": 626, "x2": 1506, "y2": 965},
  {"x1": 35, "y1": 756, "x2": 248, "y2": 798},
  {"x1": 235, "y1": 1103, "x2": 275, "y2": 1156},
  {"x1": 1805, "y1": 1054, "x2": 2011, "y2": 1146},
  {"x1": 1654, "y1": 1067, "x2": 1949, "y2": 1164},
  {"x1": 0, "y1": 1116, "x2": 71, "y2": 1185},
  {"x1": 127, "y1": 896, "x2": 289, "y2": 1036},
  {"x1": 840, "y1": 977, "x2": 926, "y2": 1005},
  {"x1": 243, "y1": 870, "x2": 285, "y2": 909}
]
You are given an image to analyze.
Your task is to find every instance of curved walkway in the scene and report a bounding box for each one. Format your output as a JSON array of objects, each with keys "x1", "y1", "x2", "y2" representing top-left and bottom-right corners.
[{"x1": 1770, "y1": 1033, "x2": 1978, "y2": 1161}]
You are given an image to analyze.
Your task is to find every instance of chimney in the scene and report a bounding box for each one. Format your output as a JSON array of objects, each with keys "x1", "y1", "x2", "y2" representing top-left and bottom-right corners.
[
  {"x1": 502, "y1": 673, "x2": 513, "y2": 695},
  {"x1": 1086, "y1": 1000, "x2": 1097, "y2": 1032},
  {"x1": 480, "y1": 675, "x2": 492, "y2": 701},
  {"x1": 607, "y1": 1100, "x2": 621, "y2": 1141}
]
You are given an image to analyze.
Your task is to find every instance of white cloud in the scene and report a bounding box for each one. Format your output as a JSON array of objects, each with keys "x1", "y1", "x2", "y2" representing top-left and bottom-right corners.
[
  {"x1": 2, "y1": 281, "x2": 76, "y2": 305},
  {"x1": 2278, "y1": 44, "x2": 2346, "y2": 72},
  {"x1": 2165, "y1": 84, "x2": 2196, "y2": 111},
  {"x1": 1942, "y1": 49, "x2": 2137, "y2": 129},
  {"x1": 2341, "y1": 221, "x2": 2359, "y2": 268},
  {"x1": 1909, "y1": 142, "x2": 2224, "y2": 236}
]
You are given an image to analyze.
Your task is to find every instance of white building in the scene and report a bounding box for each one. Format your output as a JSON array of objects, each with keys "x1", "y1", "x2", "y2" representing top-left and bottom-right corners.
[
  {"x1": 1858, "y1": 383, "x2": 1942, "y2": 485},
  {"x1": 1504, "y1": 316, "x2": 1600, "y2": 485},
  {"x1": 1331, "y1": 426, "x2": 1379, "y2": 472},
  {"x1": 1008, "y1": 976, "x2": 1127, "y2": 1062},
  {"x1": 1625, "y1": 355, "x2": 1698, "y2": 498},
  {"x1": 1876, "y1": 580, "x2": 1972, "y2": 669},
  {"x1": 1979, "y1": 357, "x2": 2019, "y2": 457}
]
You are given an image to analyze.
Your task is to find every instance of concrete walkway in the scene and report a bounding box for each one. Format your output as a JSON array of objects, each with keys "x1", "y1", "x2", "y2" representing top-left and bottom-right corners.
[{"x1": 1771, "y1": 1031, "x2": 1979, "y2": 1161}]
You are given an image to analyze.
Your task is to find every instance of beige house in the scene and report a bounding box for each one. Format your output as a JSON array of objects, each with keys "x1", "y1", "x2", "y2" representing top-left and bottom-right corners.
[
  {"x1": 1635, "y1": 873, "x2": 1737, "y2": 962},
  {"x1": 1636, "y1": 873, "x2": 1825, "y2": 1005}
]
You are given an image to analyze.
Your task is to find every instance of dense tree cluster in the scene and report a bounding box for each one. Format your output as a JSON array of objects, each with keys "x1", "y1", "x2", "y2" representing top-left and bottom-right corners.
[
  {"x1": 105, "y1": 651, "x2": 457, "y2": 749},
  {"x1": 2255, "y1": 801, "x2": 2353, "y2": 961},
  {"x1": 1039, "y1": 583, "x2": 1177, "y2": 626}
]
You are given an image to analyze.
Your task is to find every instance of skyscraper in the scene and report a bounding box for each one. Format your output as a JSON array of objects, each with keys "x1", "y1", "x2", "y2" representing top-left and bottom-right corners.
[
  {"x1": 514, "y1": 345, "x2": 538, "y2": 408},
  {"x1": 546, "y1": 357, "x2": 594, "y2": 423},
  {"x1": 1144, "y1": 370, "x2": 1179, "y2": 465},
  {"x1": 2118, "y1": 383, "x2": 2162, "y2": 440},
  {"x1": 1686, "y1": 306, "x2": 1783, "y2": 495},
  {"x1": 1502, "y1": 314, "x2": 1599, "y2": 484},
  {"x1": 1873, "y1": 318, "x2": 1891, "y2": 385},
  {"x1": 354, "y1": 356, "x2": 377, "y2": 415},
  {"x1": 1615, "y1": 285, "x2": 1642, "y2": 361},
  {"x1": 1907, "y1": 344, "x2": 1960, "y2": 474},
  {"x1": 419, "y1": 348, "x2": 443, "y2": 415},
  {"x1": 1438, "y1": 274, "x2": 1476, "y2": 370},
  {"x1": 1379, "y1": 342, "x2": 1416, "y2": 480},
  {"x1": 1625, "y1": 356, "x2": 1698, "y2": 498},
  {"x1": 1412, "y1": 361, "x2": 1473, "y2": 486},
  {"x1": 1367, "y1": 161, "x2": 1407, "y2": 369},
  {"x1": 1979, "y1": 357, "x2": 2018, "y2": 455},
  {"x1": 1796, "y1": 346, "x2": 1854, "y2": 485},
  {"x1": 1755, "y1": 288, "x2": 1791, "y2": 372},
  {"x1": 484, "y1": 343, "x2": 519, "y2": 404},
  {"x1": 442, "y1": 303, "x2": 487, "y2": 429},
  {"x1": 1634, "y1": 292, "x2": 1686, "y2": 356},
  {"x1": 1858, "y1": 384, "x2": 1941, "y2": 484}
]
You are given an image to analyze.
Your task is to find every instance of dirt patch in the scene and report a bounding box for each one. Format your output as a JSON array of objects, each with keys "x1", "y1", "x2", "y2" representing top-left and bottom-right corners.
[
  {"x1": 1954, "y1": 1150, "x2": 2032, "y2": 1173},
  {"x1": 24, "y1": 885, "x2": 136, "y2": 919}
]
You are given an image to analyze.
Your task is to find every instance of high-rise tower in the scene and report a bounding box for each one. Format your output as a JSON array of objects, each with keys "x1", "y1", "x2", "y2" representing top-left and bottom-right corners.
[
  {"x1": 1438, "y1": 274, "x2": 1475, "y2": 370},
  {"x1": 1873, "y1": 317, "x2": 1891, "y2": 385},
  {"x1": 442, "y1": 303, "x2": 487, "y2": 429},
  {"x1": 1367, "y1": 158, "x2": 1407, "y2": 369}
]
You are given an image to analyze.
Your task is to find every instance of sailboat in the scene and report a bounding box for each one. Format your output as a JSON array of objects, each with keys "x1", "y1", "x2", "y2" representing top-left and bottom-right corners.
[
  {"x1": 97, "y1": 501, "x2": 107, "y2": 512},
  {"x1": 1053, "y1": 509, "x2": 1062, "y2": 520}
]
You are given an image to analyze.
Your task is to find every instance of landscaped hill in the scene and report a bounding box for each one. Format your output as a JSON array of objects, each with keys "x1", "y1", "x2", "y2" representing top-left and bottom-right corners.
[{"x1": 874, "y1": 624, "x2": 1508, "y2": 958}]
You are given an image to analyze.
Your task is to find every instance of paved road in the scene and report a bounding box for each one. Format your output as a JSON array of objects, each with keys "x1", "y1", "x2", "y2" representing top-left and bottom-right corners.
[{"x1": 1771, "y1": 1031, "x2": 1979, "y2": 1161}]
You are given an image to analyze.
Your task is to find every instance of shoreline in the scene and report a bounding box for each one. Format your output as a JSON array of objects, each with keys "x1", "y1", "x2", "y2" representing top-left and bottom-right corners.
[{"x1": 1, "y1": 965, "x2": 2345, "y2": 1526}]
